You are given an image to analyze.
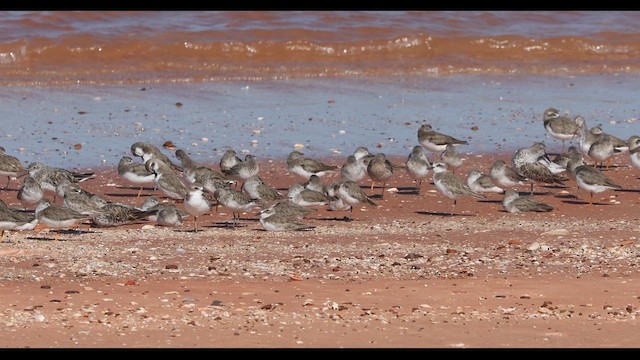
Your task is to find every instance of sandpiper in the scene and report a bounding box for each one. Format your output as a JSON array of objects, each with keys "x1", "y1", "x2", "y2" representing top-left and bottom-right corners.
[
  {"x1": 17, "y1": 175, "x2": 44, "y2": 209},
  {"x1": 0, "y1": 146, "x2": 26, "y2": 190},
  {"x1": 61, "y1": 183, "x2": 108, "y2": 215},
  {"x1": 117, "y1": 156, "x2": 155, "y2": 198},
  {"x1": 130, "y1": 141, "x2": 182, "y2": 172},
  {"x1": 587, "y1": 134, "x2": 629, "y2": 169},
  {"x1": 552, "y1": 146, "x2": 582, "y2": 170},
  {"x1": 542, "y1": 108, "x2": 581, "y2": 151},
  {"x1": 567, "y1": 158, "x2": 622, "y2": 205},
  {"x1": 366, "y1": 153, "x2": 395, "y2": 198},
  {"x1": 303, "y1": 174, "x2": 327, "y2": 195},
  {"x1": 214, "y1": 187, "x2": 261, "y2": 228},
  {"x1": 405, "y1": 145, "x2": 431, "y2": 194},
  {"x1": 225, "y1": 154, "x2": 260, "y2": 186},
  {"x1": 512, "y1": 143, "x2": 565, "y2": 192},
  {"x1": 27, "y1": 162, "x2": 95, "y2": 202},
  {"x1": 139, "y1": 196, "x2": 188, "y2": 226},
  {"x1": 502, "y1": 189, "x2": 554, "y2": 213},
  {"x1": 441, "y1": 143, "x2": 464, "y2": 173},
  {"x1": 241, "y1": 175, "x2": 285, "y2": 203},
  {"x1": 145, "y1": 158, "x2": 188, "y2": 201},
  {"x1": 575, "y1": 117, "x2": 604, "y2": 157},
  {"x1": 286, "y1": 151, "x2": 337, "y2": 179},
  {"x1": 287, "y1": 183, "x2": 329, "y2": 207},
  {"x1": 183, "y1": 183, "x2": 216, "y2": 232},
  {"x1": 628, "y1": 135, "x2": 640, "y2": 170},
  {"x1": 432, "y1": 162, "x2": 484, "y2": 215},
  {"x1": 340, "y1": 155, "x2": 367, "y2": 183},
  {"x1": 258, "y1": 206, "x2": 316, "y2": 232},
  {"x1": 219, "y1": 149, "x2": 242, "y2": 177},
  {"x1": 0, "y1": 198, "x2": 38, "y2": 233},
  {"x1": 262, "y1": 200, "x2": 316, "y2": 221},
  {"x1": 466, "y1": 170, "x2": 504, "y2": 194},
  {"x1": 35, "y1": 198, "x2": 91, "y2": 234},
  {"x1": 336, "y1": 180, "x2": 378, "y2": 221},
  {"x1": 175, "y1": 149, "x2": 227, "y2": 185},
  {"x1": 418, "y1": 124, "x2": 468, "y2": 154},
  {"x1": 489, "y1": 159, "x2": 527, "y2": 190},
  {"x1": 91, "y1": 202, "x2": 155, "y2": 227}
]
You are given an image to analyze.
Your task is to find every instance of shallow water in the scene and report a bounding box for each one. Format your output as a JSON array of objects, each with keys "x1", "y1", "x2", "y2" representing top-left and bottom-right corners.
[{"x1": 0, "y1": 11, "x2": 639, "y2": 169}]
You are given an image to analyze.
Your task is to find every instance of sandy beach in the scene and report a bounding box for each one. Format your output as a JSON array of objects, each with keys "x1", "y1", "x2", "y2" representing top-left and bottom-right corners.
[{"x1": 0, "y1": 153, "x2": 639, "y2": 349}]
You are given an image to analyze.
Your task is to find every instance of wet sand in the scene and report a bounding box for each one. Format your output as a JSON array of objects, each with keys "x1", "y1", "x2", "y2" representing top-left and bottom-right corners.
[{"x1": 0, "y1": 153, "x2": 639, "y2": 348}]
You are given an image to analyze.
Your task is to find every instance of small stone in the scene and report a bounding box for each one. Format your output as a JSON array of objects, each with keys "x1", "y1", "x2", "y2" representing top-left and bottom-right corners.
[
  {"x1": 541, "y1": 229, "x2": 569, "y2": 236},
  {"x1": 165, "y1": 264, "x2": 178, "y2": 270},
  {"x1": 293, "y1": 143, "x2": 305, "y2": 150},
  {"x1": 527, "y1": 242, "x2": 540, "y2": 251}
]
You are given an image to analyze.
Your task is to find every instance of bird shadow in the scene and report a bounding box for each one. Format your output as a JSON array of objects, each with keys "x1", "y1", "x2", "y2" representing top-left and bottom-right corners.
[
  {"x1": 615, "y1": 188, "x2": 640, "y2": 193},
  {"x1": 316, "y1": 216, "x2": 354, "y2": 222},
  {"x1": 209, "y1": 221, "x2": 250, "y2": 229},
  {"x1": 477, "y1": 199, "x2": 502, "y2": 204},
  {"x1": 554, "y1": 193, "x2": 579, "y2": 199},
  {"x1": 561, "y1": 200, "x2": 614, "y2": 206},
  {"x1": 416, "y1": 211, "x2": 477, "y2": 217},
  {"x1": 51, "y1": 229, "x2": 100, "y2": 235},
  {"x1": 105, "y1": 192, "x2": 151, "y2": 198}
]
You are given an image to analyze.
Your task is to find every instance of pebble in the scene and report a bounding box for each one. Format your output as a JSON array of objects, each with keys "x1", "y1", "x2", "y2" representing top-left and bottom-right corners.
[
  {"x1": 293, "y1": 143, "x2": 305, "y2": 150},
  {"x1": 541, "y1": 229, "x2": 569, "y2": 236},
  {"x1": 527, "y1": 242, "x2": 540, "y2": 251}
]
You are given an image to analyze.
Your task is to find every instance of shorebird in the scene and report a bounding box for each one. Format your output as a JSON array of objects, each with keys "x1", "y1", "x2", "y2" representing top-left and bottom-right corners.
[
  {"x1": 587, "y1": 133, "x2": 629, "y2": 169},
  {"x1": 17, "y1": 175, "x2": 44, "y2": 209},
  {"x1": 175, "y1": 149, "x2": 227, "y2": 185},
  {"x1": 489, "y1": 159, "x2": 527, "y2": 190},
  {"x1": 628, "y1": 135, "x2": 640, "y2": 170},
  {"x1": 61, "y1": 183, "x2": 108, "y2": 215},
  {"x1": 225, "y1": 154, "x2": 260, "y2": 186},
  {"x1": 441, "y1": 143, "x2": 464, "y2": 173},
  {"x1": 139, "y1": 196, "x2": 188, "y2": 226},
  {"x1": 336, "y1": 180, "x2": 378, "y2": 221},
  {"x1": 286, "y1": 151, "x2": 337, "y2": 179},
  {"x1": 130, "y1": 141, "x2": 182, "y2": 172},
  {"x1": 241, "y1": 175, "x2": 285, "y2": 203},
  {"x1": 466, "y1": 170, "x2": 504, "y2": 194},
  {"x1": 214, "y1": 187, "x2": 261, "y2": 228},
  {"x1": 258, "y1": 206, "x2": 316, "y2": 232},
  {"x1": 405, "y1": 145, "x2": 431, "y2": 194},
  {"x1": 512, "y1": 143, "x2": 565, "y2": 193},
  {"x1": 542, "y1": 108, "x2": 581, "y2": 151},
  {"x1": 27, "y1": 162, "x2": 95, "y2": 202},
  {"x1": 91, "y1": 202, "x2": 155, "y2": 227},
  {"x1": 117, "y1": 156, "x2": 155, "y2": 198},
  {"x1": 575, "y1": 117, "x2": 604, "y2": 158},
  {"x1": 431, "y1": 162, "x2": 484, "y2": 215},
  {"x1": 303, "y1": 174, "x2": 328, "y2": 195},
  {"x1": 417, "y1": 124, "x2": 468, "y2": 154},
  {"x1": 552, "y1": 146, "x2": 582, "y2": 170},
  {"x1": 340, "y1": 155, "x2": 367, "y2": 183},
  {"x1": 0, "y1": 146, "x2": 26, "y2": 190},
  {"x1": 366, "y1": 153, "x2": 395, "y2": 198},
  {"x1": 287, "y1": 183, "x2": 329, "y2": 208},
  {"x1": 145, "y1": 158, "x2": 188, "y2": 201},
  {"x1": 261, "y1": 200, "x2": 316, "y2": 221},
  {"x1": 0, "y1": 198, "x2": 38, "y2": 235},
  {"x1": 219, "y1": 149, "x2": 242, "y2": 177},
  {"x1": 567, "y1": 158, "x2": 622, "y2": 205},
  {"x1": 35, "y1": 198, "x2": 91, "y2": 235},
  {"x1": 183, "y1": 183, "x2": 216, "y2": 232},
  {"x1": 502, "y1": 189, "x2": 554, "y2": 213},
  {"x1": 352, "y1": 146, "x2": 374, "y2": 173}
]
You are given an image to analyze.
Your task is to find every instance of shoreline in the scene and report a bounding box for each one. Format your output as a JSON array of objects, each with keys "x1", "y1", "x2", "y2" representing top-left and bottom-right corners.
[{"x1": 1, "y1": 154, "x2": 639, "y2": 348}]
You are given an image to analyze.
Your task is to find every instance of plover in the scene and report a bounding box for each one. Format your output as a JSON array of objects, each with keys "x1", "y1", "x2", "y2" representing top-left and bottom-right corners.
[
  {"x1": 466, "y1": 170, "x2": 504, "y2": 194},
  {"x1": 502, "y1": 189, "x2": 554, "y2": 213},
  {"x1": 512, "y1": 143, "x2": 565, "y2": 192},
  {"x1": 628, "y1": 135, "x2": 640, "y2": 170},
  {"x1": 366, "y1": 153, "x2": 395, "y2": 198},
  {"x1": 91, "y1": 203, "x2": 155, "y2": 227},
  {"x1": 552, "y1": 146, "x2": 582, "y2": 170},
  {"x1": 336, "y1": 180, "x2": 378, "y2": 221},
  {"x1": 286, "y1": 151, "x2": 337, "y2": 179},
  {"x1": 145, "y1": 158, "x2": 188, "y2": 201},
  {"x1": 587, "y1": 133, "x2": 629, "y2": 169},
  {"x1": 62, "y1": 183, "x2": 108, "y2": 215},
  {"x1": 0, "y1": 146, "x2": 26, "y2": 190},
  {"x1": 542, "y1": 108, "x2": 581, "y2": 151},
  {"x1": 432, "y1": 162, "x2": 484, "y2": 214},
  {"x1": 405, "y1": 145, "x2": 431, "y2": 194},
  {"x1": 567, "y1": 158, "x2": 622, "y2": 205},
  {"x1": 575, "y1": 117, "x2": 604, "y2": 157},
  {"x1": 130, "y1": 141, "x2": 182, "y2": 172},
  {"x1": 139, "y1": 196, "x2": 188, "y2": 226},
  {"x1": 303, "y1": 174, "x2": 327, "y2": 195},
  {"x1": 418, "y1": 124, "x2": 468, "y2": 153},
  {"x1": 441, "y1": 143, "x2": 464, "y2": 173},
  {"x1": 214, "y1": 187, "x2": 261, "y2": 228},
  {"x1": 262, "y1": 200, "x2": 316, "y2": 221},
  {"x1": 225, "y1": 154, "x2": 260, "y2": 186},
  {"x1": 489, "y1": 159, "x2": 527, "y2": 189},
  {"x1": 0, "y1": 198, "x2": 38, "y2": 233},
  {"x1": 219, "y1": 149, "x2": 242, "y2": 177},
  {"x1": 258, "y1": 206, "x2": 315, "y2": 232},
  {"x1": 352, "y1": 146, "x2": 374, "y2": 173},
  {"x1": 17, "y1": 175, "x2": 44, "y2": 209},
  {"x1": 183, "y1": 183, "x2": 216, "y2": 232},
  {"x1": 117, "y1": 155, "x2": 155, "y2": 198},
  {"x1": 27, "y1": 162, "x2": 95, "y2": 202},
  {"x1": 340, "y1": 155, "x2": 367, "y2": 183}
]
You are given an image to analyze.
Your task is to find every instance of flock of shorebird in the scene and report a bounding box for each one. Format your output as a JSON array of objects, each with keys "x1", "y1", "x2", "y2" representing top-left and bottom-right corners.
[{"x1": 0, "y1": 107, "x2": 639, "y2": 235}]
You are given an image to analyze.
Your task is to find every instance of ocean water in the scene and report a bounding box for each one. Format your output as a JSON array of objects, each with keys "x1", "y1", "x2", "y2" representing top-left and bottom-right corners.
[{"x1": 0, "y1": 11, "x2": 638, "y2": 169}]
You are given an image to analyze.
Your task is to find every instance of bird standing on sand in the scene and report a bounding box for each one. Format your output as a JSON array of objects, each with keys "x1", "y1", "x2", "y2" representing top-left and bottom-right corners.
[
  {"x1": 219, "y1": 149, "x2": 242, "y2": 177},
  {"x1": 405, "y1": 145, "x2": 431, "y2": 195},
  {"x1": 27, "y1": 162, "x2": 95, "y2": 202},
  {"x1": 35, "y1": 198, "x2": 91, "y2": 235},
  {"x1": 466, "y1": 170, "x2": 504, "y2": 194},
  {"x1": 340, "y1": 155, "x2": 367, "y2": 183},
  {"x1": 542, "y1": 108, "x2": 581, "y2": 151},
  {"x1": 17, "y1": 176, "x2": 44, "y2": 209},
  {"x1": 441, "y1": 143, "x2": 464, "y2": 173},
  {"x1": 628, "y1": 135, "x2": 640, "y2": 170},
  {"x1": 91, "y1": 202, "x2": 155, "y2": 227},
  {"x1": 418, "y1": 124, "x2": 468, "y2": 153},
  {"x1": 130, "y1": 141, "x2": 182, "y2": 172},
  {"x1": 366, "y1": 153, "x2": 395, "y2": 198},
  {"x1": 489, "y1": 159, "x2": 527, "y2": 190},
  {"x1": 336, "y1": 180, "x2": 378, "y2": 221},
  {"x1": 117, "y1": 156, "x2": 155, "y2": 198},
  {"x1": 214, "y1": 187, "x2": 261, "y2": 228},
  {"x1": 286, "y1": 151, "x2": 337, "y2": 180},
  {"x1": 0, "y1": 146, "x2": 26, "y2": 190},
  {"x1": 258, "y1": 206, "x2": 316, "y2": 232},
  {"x1": 175, "y1": 149, "x2": 227, "y2": 185},
  {"x1": 183, "y1": 183, "x2": 216, "y2": 232},
  {"x1": 431, "y1": 162, "x2": 484, "y2": 215},
  {"x1": 566, "y1": 158, "x2": 622, "y2": 205},
  {"x1": 502, "y1": 189, "x2": 554, "y2": 213},
  {"x1": 225, "y1": 154, "x2": 260, "y2": 186},
  {"x1": 145, "y1": 158, "x2": 188, "y2": 201}
]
